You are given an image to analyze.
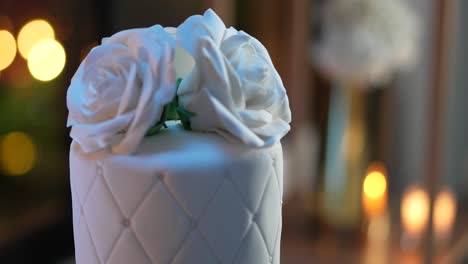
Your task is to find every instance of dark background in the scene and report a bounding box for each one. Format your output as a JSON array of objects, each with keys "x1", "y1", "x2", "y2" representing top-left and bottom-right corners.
[{"x1": 0, "y1": 0, "x2": 467, "y2": 263}]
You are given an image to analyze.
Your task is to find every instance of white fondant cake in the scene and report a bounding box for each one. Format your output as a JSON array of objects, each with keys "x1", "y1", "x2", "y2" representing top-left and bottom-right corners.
[
  {"x1": 70, "y1": 123, "x2": 283, "y2": 263},
  {"x1": 68, "y1": 9, "x2": 291, "y2": 264}
]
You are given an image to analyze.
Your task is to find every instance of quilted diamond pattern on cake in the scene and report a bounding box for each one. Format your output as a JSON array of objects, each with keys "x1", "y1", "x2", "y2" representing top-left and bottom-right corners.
[
  {"x1": 229, "y1": 153, "x2": 272, "y2": 212},
  {"x1": 69, "y1": 143, "x2": 99, "y2": 206},
  {"x1": 164, "y1": 167, "x2": 224, "y2": 219},
  {"x1": 272, "y1": 217, "x2": 282, "y2": 264},
  {"x1": 172, "y1": 230, "x2": 218, "y2": 264},
  {"x1": 232, "y1": 224, "x2": 270, "y2": 264},
  {"x1": 103, "y1": 161, "x2": 155, "y2": 218},
  {"x1": 132, "y1": 177, "x2": 190, "y2": 264},
  {"x1": 107, "y1": 229, "x2": 151, "y2": 264},
  {"x1": 83, "y1": 168, "x2": 124, "y2": 263},
  {"x1": 271, "y1": 155, "x2": 283, "y2": 197},
  {"x1": 255, "y1": 170, "x2": 281, "y2": 254},
  {"x1": 197, "y1": 180, "x2": 252, "y2": 262},
  {"x1": 71, "y1": 141, "x2": 283, "y2": 264},
  {"x1": 71, "y1": 190, "x2": 81, "y2": 237},
  {"x1": 75, "y1": 214, "x2": 100, "y2": 264}
]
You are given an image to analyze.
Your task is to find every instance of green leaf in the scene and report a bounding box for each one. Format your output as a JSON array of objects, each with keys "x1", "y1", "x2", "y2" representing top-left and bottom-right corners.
[
  {"x1": 165, "y1": 100, "x2": 179, "y2": 120},
  {"x1": 145, "y1": 77, "x2": 196, "y2": 135},
  {"x1": 180, "y1": 118, "x2": 192, "y2": 130},
  {"x1": 146, "y1": 104, "x2": 168, "y2": 136},
  {"x1": 176, "y1": 106, "x2": 196, "y2": 118},
  {"x1": 176, "y1": 106, "x2": 196, "y2": 131},
  {"x1": 146, "y1": 121, "x2": 166, "y2": 136}
]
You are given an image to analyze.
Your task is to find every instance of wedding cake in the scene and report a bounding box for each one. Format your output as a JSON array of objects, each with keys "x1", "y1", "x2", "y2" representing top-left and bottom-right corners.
[{"x1": 67, "y1": 9, "x2": 291, "y2": 264}]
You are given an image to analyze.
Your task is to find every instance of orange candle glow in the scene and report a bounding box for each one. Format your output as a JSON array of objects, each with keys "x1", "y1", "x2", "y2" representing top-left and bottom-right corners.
[
  {"x1": 401, "y1": 185, "x2": 429, "y2": 239},
  {"x1": 362, "y1": 162, "x2": 387, "y2": 217},
  {"x1": 433, "y1": 188, "x2": 456, "y2": 244}
]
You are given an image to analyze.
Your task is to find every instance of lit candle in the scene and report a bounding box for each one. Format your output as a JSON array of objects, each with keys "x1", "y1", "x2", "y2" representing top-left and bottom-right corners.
[
  {"x1": 362, "y1": 162, "x2": 390, "y2": 263},
  {"x1": 433, "y1": 188, "x2": 456, "y2": 245},
  {"x1": 401, "y1": 185, "x2": 429, "y2": 246},
  {"x1": 362, "y1": 162, "x2": 387, "y2": 217}
]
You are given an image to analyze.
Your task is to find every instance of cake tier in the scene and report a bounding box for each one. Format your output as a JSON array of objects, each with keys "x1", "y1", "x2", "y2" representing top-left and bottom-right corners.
[{"x1": 70, "y1": 123, "x2": 283, "y2": 264}]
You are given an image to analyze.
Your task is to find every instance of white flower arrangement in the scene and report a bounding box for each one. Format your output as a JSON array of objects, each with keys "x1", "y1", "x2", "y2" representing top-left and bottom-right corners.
[
  {"x1": 176, "y1": 9, "x2": 291, "y2": 147},
  {"x1": 313, "y1": 0, "x2": 420, "y2": 84},
  {"x1": 67, "y1": 25, "x2": 176, "y2": 154},
  {"x1": 66, "y1": 9, "x2": 291, "y2": 154}
]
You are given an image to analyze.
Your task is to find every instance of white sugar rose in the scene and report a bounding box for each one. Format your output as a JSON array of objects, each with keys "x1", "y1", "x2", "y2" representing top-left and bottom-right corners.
[
  {"x1": 67, "y1": 25, "x2": 176, "y2": 154},
  {"x1": 176, "y1": 9, "x2": 291, "y2": 147}
]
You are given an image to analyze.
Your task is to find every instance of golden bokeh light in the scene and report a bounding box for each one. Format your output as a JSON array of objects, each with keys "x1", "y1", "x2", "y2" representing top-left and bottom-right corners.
[
  {"x1": 27, "y1": 39, "x2": 66, "y2": 81},
  {"x1": 0, "y1": 30, "x2": 17, "y2": 70},
  {"x1": 434, "y1": 189, "x2": 457, "y2": 240},
  {"x1": 17, "y1": 19, "x2": 55, "y2": 59},
  {"x1": 362, "y1": 162, "x2": 388, "y2": 216},
  {"x1": 0, "y1": 132, "x2": 37, "y2": 176},
  {"x1": 401, "y1": 186, "x2": 429, "y2": 236},
  {"x1": 363, "y1": 171, "x2": 387, "y2": 199}
]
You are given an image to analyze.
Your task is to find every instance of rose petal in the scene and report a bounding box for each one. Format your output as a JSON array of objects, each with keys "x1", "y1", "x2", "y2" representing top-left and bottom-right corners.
[
  {"x1": 112, "y1": 44, "x2": 176, "y2": 154},
  {"x1": 188, "y1": 88, "x2": 265, "y2": 147},
  {"x1": 239, "y1": 109, "x2": 272, "y2": 126},
  {"x1": 176, "y1": 8, "x2": 226, "y2": 55},
  {"x1": 70, "y1": 111, "x2": 134, "y2": 153},
  {"x1": 117, "y1": 62, "x2": 140, "y2": 115},
  {"x1": 177, "y1": 9, "x2": 291, "y2": 147},
  {"x1": 67, "y1": 25, "x2": 178, "y2": 154}
]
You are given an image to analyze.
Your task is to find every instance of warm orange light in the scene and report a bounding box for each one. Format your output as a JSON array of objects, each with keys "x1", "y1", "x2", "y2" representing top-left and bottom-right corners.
[
  {"x1": 362, "y1": 162, "x2": 387, "y2": 216},
  {"x1": 27, "y1": 39, "x2": 66, "y2": 81},
  {"x1": 401, "y1": 186, "x2": 429, "y2": 236},
  {"x1": 364, "y1": 171, "x2": 387, "y2": 199},
  {"x1": 434, "y1": 189, "x2": 456, "y2": 241},
  {"x1": 0, "y1": 30, "x2": 17, "y2": 70},
  {"x1": 0, "y1": 132, "x2": 37, "y2": 176},
  {"x1": 17, "y1": 19, "x2": 55, "y2": 59}
]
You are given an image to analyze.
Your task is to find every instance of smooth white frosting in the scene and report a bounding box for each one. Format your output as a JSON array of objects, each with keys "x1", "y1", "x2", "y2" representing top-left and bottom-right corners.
[{"x1": 70, "y1": 123, "x2": 283, "y2": 264}]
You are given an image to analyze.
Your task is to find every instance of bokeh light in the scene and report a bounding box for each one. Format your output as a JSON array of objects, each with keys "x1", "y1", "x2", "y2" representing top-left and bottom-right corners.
[
  {"x1": 363, "y1": 171, "x2": 387, "y2": 199},
  {"x1": 0, "y1": 132, "x2": 37, "y2": 176},
  {"x1": 401, "y1": 186, "x2": 429, "y2": 236},
  {"x1": 17, "y1": 19, "x2": 55, "y2": 59},
  {"x1": 362, "y1": 162, "x2": 388, "y2": 216},
  {"x1": 0, "y1": 30, "x2": 17, "y2": 70},
  {"x1": 27, "y1": 39, "x2": 66, "y2": 81},
  {"x1": 434, "y1": 188, "x2": 457, "y2": 240}
]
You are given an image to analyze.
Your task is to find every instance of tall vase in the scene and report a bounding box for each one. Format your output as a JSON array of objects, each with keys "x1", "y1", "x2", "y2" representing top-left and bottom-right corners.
[{"x1": 322, "y1": 81, "x2": 368, "y2": 230}]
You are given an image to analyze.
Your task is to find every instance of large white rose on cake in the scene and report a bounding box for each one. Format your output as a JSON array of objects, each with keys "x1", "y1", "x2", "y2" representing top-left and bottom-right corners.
[
  {"x1": 176, "y1": 9, "x2": 291, "y2": 147},
  {"x1": 67, "y1": 25, "x2": 176, "y2": 154}
]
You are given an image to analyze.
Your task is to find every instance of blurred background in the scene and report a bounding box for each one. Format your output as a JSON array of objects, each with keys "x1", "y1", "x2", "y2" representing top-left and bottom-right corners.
[{"x1": 0, "y1": 0, "x2": 466, "y2": 263}]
